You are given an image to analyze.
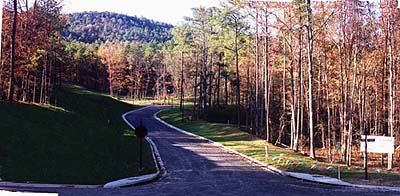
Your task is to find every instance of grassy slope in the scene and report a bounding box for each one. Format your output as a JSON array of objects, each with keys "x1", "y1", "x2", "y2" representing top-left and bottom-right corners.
[
  {"x1": 0, "y1": 85, "x2": 156, "y2": 185},
  {"x1": 159, "y1": 108, "x2": 400, "y2": 186}
]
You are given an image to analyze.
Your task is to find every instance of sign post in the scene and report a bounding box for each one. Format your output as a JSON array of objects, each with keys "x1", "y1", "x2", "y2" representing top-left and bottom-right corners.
[
  {"x1": 364, "y1": 134, "x2": 368, "y2": 180},
  {"x1": 135, "y1": 120, "x2": 148, "y2": 170}
]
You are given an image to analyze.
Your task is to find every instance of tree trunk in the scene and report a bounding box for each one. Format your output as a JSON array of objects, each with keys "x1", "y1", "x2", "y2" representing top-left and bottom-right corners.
[
  {"x1": 295, "y1": 24, "x2": 302, "y2": 151},
  {"x1": 247, "y1": 56, "x2": 252, "y2": 130},
  {"x1": 217, "y1": 54, "x2": 222, "y2": 107},
  {"x1": 306, "y1": 0, "x2": 315, "y2": 159},
  {"x1": 194, "y1": 57, "x2": 199, "y2": 120},
  {"x1": 255, "y1": 9, "x2": 260, "y2": 131},
  {"x1": 109, "y1": 65, "x2": 114, "y2": 97},
  {"x1": 208, "y1": 55, "x2": 213, "y2": 108},
  {"x1": 40, "y1": 66, "x2": 45, "y2": 104},
  {"x1": 235, "y1": 22, "x2": 241, "y2": 127},
  {"x1": 225, "y1": 75, "x2": 228, "y2": 106},
  {"x1": 33, "y1": 76, "x2": 37, "y2": 103},
  {"x1": 388, "y1": 5, "x2": 394, "y2": 169},
  {"x1": 264, "y1": 5, "x2": 270, "y2": 142},
  {"x1": 7, "y1": 0, "x2": 18, "y2": 101},
  {"x1": 277, "y1": 41, "x2": 287, "y2": 145},
  {"x1": 290, "y1": 39, "x2": 297, "y2": 149},
  {"x1": 180, "y1": 51, "x2": 185, "y2": 121},
  {"x1": 323, "y1": 38, "x2": 332, "y2": 162}
]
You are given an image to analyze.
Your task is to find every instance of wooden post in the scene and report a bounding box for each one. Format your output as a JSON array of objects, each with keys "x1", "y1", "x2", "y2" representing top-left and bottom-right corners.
[
  {"x1": 140, "y1": 138, "x2": 143, "y2": 170},
  {"x1": 364, "y1": 135, "x2": 368, "y2": 180}
]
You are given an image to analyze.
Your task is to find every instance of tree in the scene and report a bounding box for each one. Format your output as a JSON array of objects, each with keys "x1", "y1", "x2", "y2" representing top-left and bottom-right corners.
[
  {"x1": 223, "y1": 6, "x2": 249, "y2": 127},
  {"x1": 305, "y1": 0, "x2": 315, "y2": 159},
  {"x1": 7, "y1": 0, "x2": 17, "y2": 101},
  {"x1": 172, "y1": 24, "x2": 193, "y2": 119}
]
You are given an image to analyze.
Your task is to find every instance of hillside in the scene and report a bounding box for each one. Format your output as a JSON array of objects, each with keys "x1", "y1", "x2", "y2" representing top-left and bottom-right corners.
[
  {"x1": 64, "y1": 11, "x2": 173, "y2": 43},
  {"x1": 0, "y1": 85, "x2": 156, "y2": 184}
]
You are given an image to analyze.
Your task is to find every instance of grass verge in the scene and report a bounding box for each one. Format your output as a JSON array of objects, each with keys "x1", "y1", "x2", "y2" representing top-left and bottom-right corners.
[
  {"x1": 0, "y1": 85, "x2": 156, "y2": 185},
  {"x1": 158, "y1": 107, "x2": 400, "y2": 186}
]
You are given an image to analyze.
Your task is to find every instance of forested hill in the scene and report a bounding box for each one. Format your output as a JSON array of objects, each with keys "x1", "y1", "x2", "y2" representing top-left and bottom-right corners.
[{"x1": 63, "y1": 11, "x2": 173, "y2": 43}]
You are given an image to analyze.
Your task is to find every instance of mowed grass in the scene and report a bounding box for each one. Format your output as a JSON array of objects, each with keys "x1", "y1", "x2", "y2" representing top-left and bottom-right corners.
[
  {"x1": 158, "y1": 107, "x2": 400, "y2": 186},
  {"x1": 0, "y1": 85, "x2": 156, "y2": 185}
]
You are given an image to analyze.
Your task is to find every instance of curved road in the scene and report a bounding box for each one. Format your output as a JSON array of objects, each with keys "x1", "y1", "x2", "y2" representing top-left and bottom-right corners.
[{"x1": 2, "y1": 106, "x2": 398, "y2": 195}]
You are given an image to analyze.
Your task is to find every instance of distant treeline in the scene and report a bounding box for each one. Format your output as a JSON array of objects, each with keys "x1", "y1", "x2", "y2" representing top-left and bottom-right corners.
[{"x1": 0, "y1": 4, "x2": 174, "y2": 103}]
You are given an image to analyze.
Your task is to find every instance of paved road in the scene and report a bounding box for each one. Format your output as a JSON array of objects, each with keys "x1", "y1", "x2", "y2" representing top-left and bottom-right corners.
[{"x1": 2, "y1": 106, "x2": 399, "y2": 195}]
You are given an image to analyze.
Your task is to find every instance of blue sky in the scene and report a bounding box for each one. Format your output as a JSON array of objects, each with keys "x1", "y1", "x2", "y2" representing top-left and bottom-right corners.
[{"x1": 63, "y1": 0, "x2": 220, "y2": 25}]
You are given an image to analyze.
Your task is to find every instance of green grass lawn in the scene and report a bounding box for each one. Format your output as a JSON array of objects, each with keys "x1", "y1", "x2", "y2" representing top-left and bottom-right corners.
[
  {"x1": 0, "y1": 85, "x2": 156, "y2": 185},
  {"x1": 158, "y1": 107, "x2": 400, "y2": 186}
]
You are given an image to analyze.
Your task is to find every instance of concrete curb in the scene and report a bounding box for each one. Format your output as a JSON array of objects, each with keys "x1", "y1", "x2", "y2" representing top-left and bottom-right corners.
[
  {"x1": 0, "y1": 182, "x2": 100, "y2": 189},
  {"x1": 153, "y1": 109, "x2": 286, "y2": 177},
  {"x1": 154, "y1": 109, "x2": 400, "y2": 192},
  {"x1": 104, "y1": 106, "x2": 166, "y2": 188},
  {"x1": 0, "y1": 190, "x2": 58, "y2": 195}
]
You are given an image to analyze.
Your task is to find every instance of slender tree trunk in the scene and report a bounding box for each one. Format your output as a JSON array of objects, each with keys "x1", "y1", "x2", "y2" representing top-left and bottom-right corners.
[
  {"x1": 40, "y1": 66, "x2": 45, "y2": 104},
  {"x1": 180, "y1": 51, "x2": 185, "y2": 120},
  {"x1": 306, "y1": 0, "x2": 315, "y2": 159},
  {"x1": 277, "y1": 41, "x2": 287, "y2": 145},
  {"x1": 108, "y1": 65, "x2": 113, "y2": 97},
  {"x1": 324, "y1": 46, "x2": 332, "y2": 162},
  {"x1": 194, "y1": 57, "x2": 199, "y2": 120},
  {"x1": 23, "y1": 72, "x2": 29, "y2": 102},
  {"x1": 130, "y1": 68, "x2": 134, "y2": 102},
  {"x1": 235, "y1": 22, "x2": 241, "y2": 127},
  {"x1": 289, "y1": 37, "x2": 297, "y2": 148},
  {"x1": 33, "y1": 77, "x2": 37, "y2": 103},
  {"x1": 264, "y1": 5, "x2": 270, "y2": 142},
  {"x1": 208, "y1": 55, "x2": 213, "y2": 108},
  {"x1": 225, "y1": 75, "x2": 228, "y2": 106},
  {"x1": 255, "y1": 9, "x2": 260, "y2": 131},
  {"x1": 7, "y1": 0, "x2": 18, "y2": 101},
  {"x1": 317, "y1": 54, "x2": 324, "y2": 149},
  {"x1": 247, "y1": 57, "x2": 251, "y2": 129},
  {"x1": 217, "y1": 54, "x2": 222, "y2": 107},
  {"x1": 347, "y1": 45, "x2": 358, "y2": 166},
  {"x1": 295, "y1": 24, "x2": 302, "y2": 151},
  {"x1": 388, "y1": 6, "x2": 394, "y2": 169},
  {"x1": 361, "y1": 59, "x2": 367, "y2": 169}
]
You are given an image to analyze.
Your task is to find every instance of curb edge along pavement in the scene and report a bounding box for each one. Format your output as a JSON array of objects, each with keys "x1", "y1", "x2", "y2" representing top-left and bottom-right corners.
[
  {"x1": 152, "y1": 109, "x2": 286, "y2": 176},
  {"x1": 0, "y1": 106, "x2": 166, "y2": 189},
  {"x1": 103, "y1": 105, "x2": 167, "y2": 188},
  {"x1": 153, "y1": 109, "x2": 400, "y2": 192}
]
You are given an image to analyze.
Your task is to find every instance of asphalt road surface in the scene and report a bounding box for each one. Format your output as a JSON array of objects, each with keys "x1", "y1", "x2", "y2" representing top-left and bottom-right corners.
[{"x1": 2, "y1": 106, "x2": 399, "y2": 196}]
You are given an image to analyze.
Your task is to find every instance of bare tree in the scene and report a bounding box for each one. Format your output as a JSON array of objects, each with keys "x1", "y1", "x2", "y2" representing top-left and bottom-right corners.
[
  {"x1": 305, "y1": 0, "x2": 315, "y2": 159},
  {"x1": 7, "y1": 0, "x2": 18, "y2": 101}
]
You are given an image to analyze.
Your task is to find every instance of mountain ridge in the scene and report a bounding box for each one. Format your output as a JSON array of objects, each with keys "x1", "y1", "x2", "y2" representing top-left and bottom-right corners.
[{"x1": 63, "y1": 11, "x2": 174, "y2": 43}]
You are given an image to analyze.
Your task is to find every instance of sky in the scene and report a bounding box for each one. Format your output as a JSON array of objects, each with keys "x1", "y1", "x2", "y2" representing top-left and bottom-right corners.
[{"x1": 63, "y1": 0, "x2": 220, "y2": 25}]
